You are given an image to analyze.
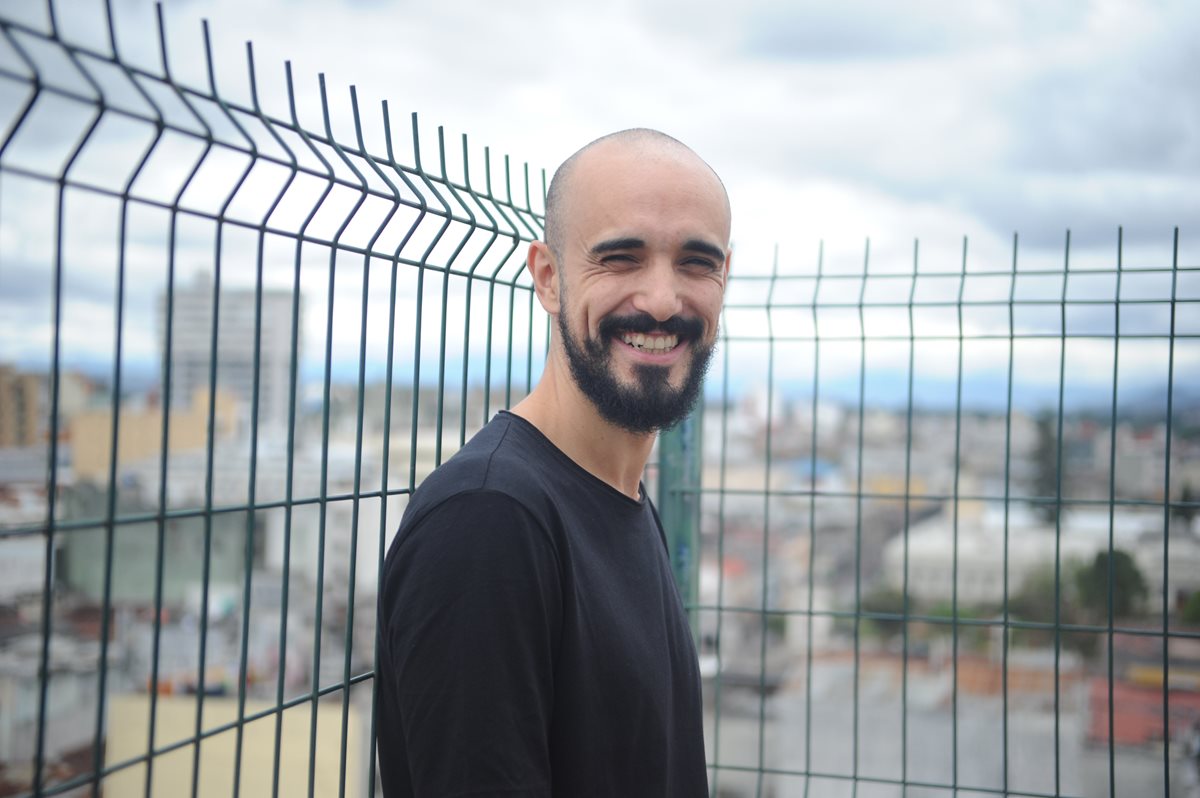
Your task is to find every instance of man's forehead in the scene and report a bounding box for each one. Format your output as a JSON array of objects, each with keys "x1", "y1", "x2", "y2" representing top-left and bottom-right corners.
[
  {"x1": 542, "y1": 129, "x2": 730, "y2": 258},
  {"x1": 568, "y1": 148, "x2": 730, "y2": 238}
]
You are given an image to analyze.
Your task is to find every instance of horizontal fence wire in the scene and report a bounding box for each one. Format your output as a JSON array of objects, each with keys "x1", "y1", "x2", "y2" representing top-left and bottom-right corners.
[{"x1": 0, "y1": 2, "x2": 545, "y2": 797}]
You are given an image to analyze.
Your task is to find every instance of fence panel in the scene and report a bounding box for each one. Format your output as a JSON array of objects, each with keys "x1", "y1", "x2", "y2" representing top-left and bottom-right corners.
[
  {"x1": 691, "y1": 234, "x2": 1199, "y2": 797},
  {"x1": 0, "y1": 3, "x2": 543, "y2": 796}
]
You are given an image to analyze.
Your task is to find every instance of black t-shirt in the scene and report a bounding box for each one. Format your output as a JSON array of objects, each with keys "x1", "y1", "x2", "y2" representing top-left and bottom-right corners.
[{"x1": 375, "y1": 411, "x2": 708, "y2": 797}]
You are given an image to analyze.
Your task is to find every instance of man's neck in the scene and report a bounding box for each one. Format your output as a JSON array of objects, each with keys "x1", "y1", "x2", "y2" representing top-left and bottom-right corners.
[{"x1": 509, "y1": 360, "x2": 654, "y2": 501}]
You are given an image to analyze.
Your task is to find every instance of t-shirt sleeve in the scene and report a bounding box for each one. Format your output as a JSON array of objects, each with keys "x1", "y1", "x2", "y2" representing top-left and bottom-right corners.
[{"x1": 378, "y1": 490, "x2": 561, "y2": 797}]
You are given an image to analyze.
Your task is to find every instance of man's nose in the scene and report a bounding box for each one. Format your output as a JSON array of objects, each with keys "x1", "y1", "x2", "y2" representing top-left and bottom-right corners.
[{"x1": 632, "y1": 260, "x2": 683, "y2": 322}]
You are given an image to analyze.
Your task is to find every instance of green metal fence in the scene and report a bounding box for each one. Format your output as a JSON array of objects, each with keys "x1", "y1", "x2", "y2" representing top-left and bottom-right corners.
[
  {"x1": 2, "y1": 3, "x2": 1199, "y2": 798},
  {"x1": 692, "y1": 233, "x2": 1199, "y2": 798},
  {"x1": 0, "y1": 3, "x2": 544, "y2": 796}
]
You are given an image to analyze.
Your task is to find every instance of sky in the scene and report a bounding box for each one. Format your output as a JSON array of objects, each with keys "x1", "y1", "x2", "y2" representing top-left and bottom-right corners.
[
  {"x1": 0, "y1": 0, "x2": 1197, "y2": 409},
  {"x1": 100, "y1": 0, "x2": 1197, "y2": 264}
]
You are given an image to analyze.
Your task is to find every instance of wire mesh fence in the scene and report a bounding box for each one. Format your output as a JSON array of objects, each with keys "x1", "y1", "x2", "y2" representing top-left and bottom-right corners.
[
  {"x1": 696, "y1": 233, "x2": 1200, "y2": 798},
  {"x1": 2, "y1": 3, "x2": 1199, "y2": 798},
  {"x1": 0, "y1": 3, "x2": 545, "y2": 796}
]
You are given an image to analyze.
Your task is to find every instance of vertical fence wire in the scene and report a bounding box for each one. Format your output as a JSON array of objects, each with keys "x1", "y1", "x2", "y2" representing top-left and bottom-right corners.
[
  {"x1": 272, "y1": 55, "x2": 306, "y2": 798},
  {"x1": 851, "y1": 239, "x2": 870, "y2": 798},
  {"x1": 366, "y1": 100, "x2": 406, "y2": 798},
  {"x1": 950, "y1": 235, "x2": 967, "y2": 793},
  {"x1": 1105, "y1": 227, "x2": 1124, "y2": 798},
  {"x1": 710, "y1": 316, "x2": 732, "y2": 797},
  {"x1": 1053, "y1": 230, "x2": 1071, "y2": 797},
  {"x1": 91, "y1": 4, "x2": 149, "y2": 791},
  {"x1": 901, "y1": 237, "x2": 918, "y2": 797},
  {"x1": 802, "y1": 240, "x2": 824, "y2": 798},
  {"x1": 1001, "y1": 231, "x2": 1018, "y2": 798},
  {"x1": 753, "y1": 246, "x2": 779, "y2": 798},
  {"x1": 1161, "y1": 227, "x2": 1180, "y2": 797}
]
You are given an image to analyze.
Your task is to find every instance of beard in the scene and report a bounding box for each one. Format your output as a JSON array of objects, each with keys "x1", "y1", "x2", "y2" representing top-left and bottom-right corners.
[{"x1": 557, "y1": 303, "x2": 715, "y2": 435}]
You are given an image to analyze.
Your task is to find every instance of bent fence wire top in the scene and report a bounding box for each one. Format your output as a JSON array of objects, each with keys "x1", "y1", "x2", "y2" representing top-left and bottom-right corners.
[{"x1": 1, "y1": 2, "x2": 1199, "y2": 798}]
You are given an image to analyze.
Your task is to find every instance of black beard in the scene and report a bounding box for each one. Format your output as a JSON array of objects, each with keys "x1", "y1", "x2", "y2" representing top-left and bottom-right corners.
[{"x1": 557, "y1": 307, "x2": 714, "y2": 435}]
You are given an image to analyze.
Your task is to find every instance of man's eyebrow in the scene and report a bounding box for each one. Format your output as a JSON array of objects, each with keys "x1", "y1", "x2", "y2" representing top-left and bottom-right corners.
[
  {"x1": 681, "y1": 239, "x2": 727, "y2": 261},
  {"x1": 589, "y1": 237, "x2": 646, "y2": 256},
  {"x1": 589, "y1": 237, "x2": 727, "y2": 261}
]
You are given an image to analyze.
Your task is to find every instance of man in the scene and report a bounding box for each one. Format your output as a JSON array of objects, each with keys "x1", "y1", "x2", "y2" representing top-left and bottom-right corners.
[{"x1": 375, "y1": 128, "x2": 730, "y2": 797}]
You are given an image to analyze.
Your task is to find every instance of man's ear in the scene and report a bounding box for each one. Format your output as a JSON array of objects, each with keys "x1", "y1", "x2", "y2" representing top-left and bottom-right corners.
[{"x1": 527, "y1": 240, "x2": 560, "y2": 315}]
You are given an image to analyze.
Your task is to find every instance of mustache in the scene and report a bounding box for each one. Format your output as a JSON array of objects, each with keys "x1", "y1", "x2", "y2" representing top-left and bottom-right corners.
[{"x1": 597, "y1": 312, "x2": 705, "y2": 340}]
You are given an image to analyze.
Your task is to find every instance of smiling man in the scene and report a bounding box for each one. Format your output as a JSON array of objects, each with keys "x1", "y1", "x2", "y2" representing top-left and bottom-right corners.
[{"x1": 375, "y1": 129, "x2": 730, "y2": 797}]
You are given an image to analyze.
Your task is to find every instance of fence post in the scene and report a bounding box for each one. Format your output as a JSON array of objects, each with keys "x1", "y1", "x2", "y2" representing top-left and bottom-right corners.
[{"x1": 657, "y1": 404, "x2": 702, "y2": 629}]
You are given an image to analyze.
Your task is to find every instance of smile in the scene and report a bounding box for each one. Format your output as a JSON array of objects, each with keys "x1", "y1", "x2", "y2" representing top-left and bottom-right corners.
[{"x1": 620, "y1": 332, "x2": 680, "y2": 352}]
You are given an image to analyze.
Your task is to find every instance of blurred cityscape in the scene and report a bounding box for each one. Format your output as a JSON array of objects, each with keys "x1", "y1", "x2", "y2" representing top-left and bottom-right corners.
[
  {"x1": 692, "y1": 389, "x2": 1200, "y2": 797},
  {"x1": 2, "y1": 277, "x2": 1200, "y2": 797}
]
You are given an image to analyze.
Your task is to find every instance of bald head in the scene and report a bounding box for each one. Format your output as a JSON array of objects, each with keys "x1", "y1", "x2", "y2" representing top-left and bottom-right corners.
[{"x1": 542, "y1": 128, "x2": 730, "y2": 261}]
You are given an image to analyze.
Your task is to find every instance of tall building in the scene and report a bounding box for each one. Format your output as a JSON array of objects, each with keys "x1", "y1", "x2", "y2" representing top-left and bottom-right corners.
[
  {"x1": 0, "y1": 365, "x2": 43, "y2": 448},
  {"x1": 0, "y1": 366, "x2": 90, "y2": 451},
  {"x1": 158, "y1": 272, "x2": 298, "y2": 435}
]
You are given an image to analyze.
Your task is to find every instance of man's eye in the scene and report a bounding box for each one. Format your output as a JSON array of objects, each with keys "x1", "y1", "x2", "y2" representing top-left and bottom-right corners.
[
  {"x1": 602, "y1": 254, "x2": 637, "y2": 265},
  {"x1": 683, "y1": 258, "x2": 718, "y2": 271}
]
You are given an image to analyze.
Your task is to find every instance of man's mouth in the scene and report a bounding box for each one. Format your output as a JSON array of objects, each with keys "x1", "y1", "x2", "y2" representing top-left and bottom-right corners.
[
  {"x1": 619, "y1": 332, "x2": 680, "y2": 352},
  {"x1": 597, "y1": 312, "x2": 703, "y2": 356}
]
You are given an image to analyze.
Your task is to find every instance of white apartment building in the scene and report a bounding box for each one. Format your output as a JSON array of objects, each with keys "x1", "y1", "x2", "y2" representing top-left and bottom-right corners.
[
  {"x1": 158, "y1": 271, "x2": 298, "y2": 435},
  {"x1": 884, "y1": 503, "x2": 1165, "y2": 608}
]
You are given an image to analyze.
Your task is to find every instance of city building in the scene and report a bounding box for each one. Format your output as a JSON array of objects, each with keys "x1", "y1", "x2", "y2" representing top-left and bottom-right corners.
[
  {"x1": 102, "y1": 694, "x2": 361, "y2": 798},
  {"x1": 0, "y1": 366, "x2": 91, "y2": 451},
  {"x1": 158, "y1": 272, "x2": 298, "y2": 436},
  {"x1": 0, "y1": 631, "x2": 99, "y2": 797},
  {"x1": 883, "y1": 503, "x2": 1162, "y2": 607},
  {"x1": 68, "y1": 388, "x2": 239, "y2": 483},
  {"x1": 0, "y1": 365, "x2": 42, "y2": 449}
]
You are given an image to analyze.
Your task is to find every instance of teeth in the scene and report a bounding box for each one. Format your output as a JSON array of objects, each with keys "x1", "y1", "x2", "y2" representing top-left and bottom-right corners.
[{"x1": 620, "y1": 333, "x2": 679, "y2": 351}]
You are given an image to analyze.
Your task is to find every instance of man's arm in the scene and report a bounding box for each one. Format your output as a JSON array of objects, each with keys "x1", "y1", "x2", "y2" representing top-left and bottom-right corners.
[{"x1": 377, "y1": 490, "x2": 561, "y2": 797}]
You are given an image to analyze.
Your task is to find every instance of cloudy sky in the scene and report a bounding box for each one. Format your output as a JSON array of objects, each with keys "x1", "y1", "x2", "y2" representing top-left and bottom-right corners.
[
  {"x1": 11, "y1": 0, "x2": 1191, "y2": 264},
  {"x1": 0, "y1": 0, "x2": 1197, "y2": 406}
]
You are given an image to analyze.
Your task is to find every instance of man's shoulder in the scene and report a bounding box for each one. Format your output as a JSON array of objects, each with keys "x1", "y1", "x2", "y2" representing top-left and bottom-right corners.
[
  {"x1": 404, "y1": 413, "x2": 556, "y2": 524},
  {"x1": 382, "y1": 414, "x2": 563, "y2": 584}
]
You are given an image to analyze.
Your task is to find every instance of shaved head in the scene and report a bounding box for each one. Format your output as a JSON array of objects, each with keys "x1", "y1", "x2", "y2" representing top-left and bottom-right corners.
[
  {"x1": 526, "y1": 128, "x2": 731, "y2": 434},
  {"x1": 542, "y1": 128, "x2": 730, "y2": 261}
]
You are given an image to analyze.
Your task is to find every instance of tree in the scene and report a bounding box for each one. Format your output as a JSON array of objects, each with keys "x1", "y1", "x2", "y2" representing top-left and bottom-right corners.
[
  {"x1": 1181, "y1": 591, "x2": 1200, "y2": 626},
  {"x1": 860, "y1": 587, "x2": 907, "y2": 642},
  {"x1": 1072, "y1": 549, "x2": 1148, "y2": 621},
  {"x1": 1009, "y1": 565, "x2": 1062, "y2": 626},
  {"x1": 1173, "y1": 482, "x2": 1197, "y2": 527},
  {"x1": 1006, "y1": 564, "x2": 1105, "y2": 655}
]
